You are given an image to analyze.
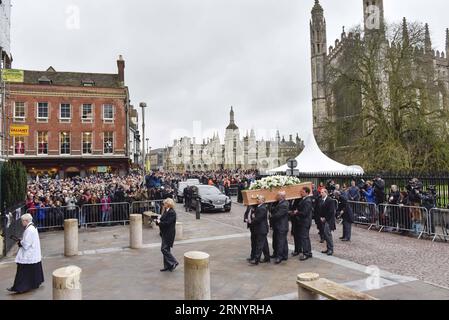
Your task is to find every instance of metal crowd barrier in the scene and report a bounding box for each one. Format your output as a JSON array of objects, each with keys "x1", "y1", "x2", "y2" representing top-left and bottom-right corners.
[
  {"x1": 228, "y1": 187, "x2": 239, "y2": 197},
  {"x1": 80, "y1": 202, "x2": 130, "y2": 227},
  {"x1": 26, "y1": 206, "x2": 80, "y2": 231},
  {"x1": 347, "y1": 201, "x2": 378, "y2": 230},
  {"x1": 130, "y1": 200, "x2": 164, "y2": 215},
  {"x1": 378, "y1": 204, "x2": 428, "y2": 239},
  {"x1": 429, "y1": 208, "x2": 449, "y2": 242}
]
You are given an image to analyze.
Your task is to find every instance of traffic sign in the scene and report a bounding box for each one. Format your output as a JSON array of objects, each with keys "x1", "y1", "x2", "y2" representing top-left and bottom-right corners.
[{"x1": 287, "y1": 159, "x2": 298, "y2": 169}]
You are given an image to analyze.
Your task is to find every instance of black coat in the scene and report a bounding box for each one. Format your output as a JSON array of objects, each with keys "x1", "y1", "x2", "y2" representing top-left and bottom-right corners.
[
  {"x1": 159, "y1": 208, "x2": 177, "y2": 248},
  {"x1": 337, "y1": 196, "x2": 354, "y2": 224},
  {"x1": 388, "y1": 191, "x2": 401, "y2": 205},
  {"x1": 251, "y1": 204, "x2": 269, "y2": 235},
  {"x1": 270, "y1": 200, "x2": 290, "y2": 233},
  {"x1": 295, "y1": 196, "x2": 314, "y2": 228},
  {"x1": 318, "y1": 197, "x2": 336, "y2": 231},
  {"x1": 244, "y1": 205, "x2": 256, "y2": 230}
]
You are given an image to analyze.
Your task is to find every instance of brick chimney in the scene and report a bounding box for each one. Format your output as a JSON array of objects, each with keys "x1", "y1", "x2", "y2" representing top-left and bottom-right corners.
[{"x1": 117, "y1": 55, "x2": 125, "y2": 85}]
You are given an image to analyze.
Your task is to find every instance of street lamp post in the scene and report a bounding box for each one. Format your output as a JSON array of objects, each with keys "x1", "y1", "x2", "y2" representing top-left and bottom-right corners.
[{"x1": 140, "y1": 102, "x2": 147, "y2": 174}]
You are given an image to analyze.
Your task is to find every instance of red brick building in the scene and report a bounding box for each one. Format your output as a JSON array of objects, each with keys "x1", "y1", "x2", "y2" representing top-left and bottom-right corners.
[{"x1": 5, "y1": 56, "x2": 132, "y2": 178}]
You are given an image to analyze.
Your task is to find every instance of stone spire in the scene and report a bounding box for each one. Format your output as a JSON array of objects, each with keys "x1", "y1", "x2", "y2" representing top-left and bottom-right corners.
[
  {"x1": 446, "y1": 28, "x2": 449, "y2": 56},
  {"x1": 226, "y1": 106, "x2": 238, "y2": 130},
  {"x1": 402, "y1": 17, "x2": 409, "y2": 47},
  {"x1": 424, "y1": 23, "x2": 432, "y2": 53}
]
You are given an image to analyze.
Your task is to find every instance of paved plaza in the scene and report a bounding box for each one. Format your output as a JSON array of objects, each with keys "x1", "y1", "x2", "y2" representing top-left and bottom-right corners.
[{"x1": 0, "y1": 202, "x2": 448, "y2": 300}]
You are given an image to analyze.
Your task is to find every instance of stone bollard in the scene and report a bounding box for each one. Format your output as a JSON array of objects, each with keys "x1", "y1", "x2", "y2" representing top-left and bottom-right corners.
[
  {"x1": 64, "y1": 219, "x2": 79, "y2": 257},
  {"x1": 53, "y1": 266, "x2": 82, "y2": 300},
  {"x1": 175, "y1": 222, "x2": 183, "y2": 241},
  {"x1": 297, "y1": 273, "x2": 320, "y2": 300},
  {"x1": 184, "y1": 251, "x2": 211, "y2": 300},
  {"x1": 130, "y1": 214, "x2": 143, "y2": 249}
]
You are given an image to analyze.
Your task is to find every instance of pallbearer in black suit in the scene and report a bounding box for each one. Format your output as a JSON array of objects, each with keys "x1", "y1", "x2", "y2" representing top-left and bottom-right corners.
[
  {"x1": 334, "y1": 191, "x2": 354, "y2": 242},
  {"x1": 270, "y1": 191, "x2": 290, "y2": 264},
  {"x1": 318, "y1": 189, "x2": 336, "y2": 256},
  {"x1": 249, "y1": 196, "x2": 271, "y2": 265},
  {"x1": 292, "y1": 187, "x2": 314, "y2": 261},
  {"x1": 244, "y1": 205, "x2": 257, "y2": 262},
  {"x1": 289, "y1": 198, "x2": 301, "y2": 257},
  {"x1": 156, "y1": 198, "x2": 179, "y2": 272}
]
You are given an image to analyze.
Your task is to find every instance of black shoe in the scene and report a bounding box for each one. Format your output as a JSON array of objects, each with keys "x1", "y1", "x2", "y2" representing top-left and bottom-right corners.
[
  {"x1": 248, "y1": 259, "x2": 259, "y2": 265},
  {"x1": 299, "y1": 255, "x2": 310, "y2": 261},
  {"x1": 270, "y1": 255, "x2": 277, "y2": 259},
  {"x1": 339, "y1": 237, "x2": 345, "y2": 240},
  {"x1": 160, "y1": 268, "x2": 170, "y2": 272},
  {"x1": 327, "y1": 251, "x2": 333, "y2": 256},
  {"x1": 260, "y1": 258, "x2": 271, "y2": 264},
  {"x1": 169, "y1": 263, "x2": 179, "y2": 272},
  {"x1": 292, "y1": 252, "x2": 300, "y2": 257},
  {"x1": 320, "y1": 240, "x2": 325, "y2": 244},
  {"x1": 6, "y1": 288, "x2": 15, "y2": 293},
  {"x1": 321, "y1": 250, "x2": 329, "y2": 254},
  {"x1": 341, "y1": 239, "x2": 350, "y2": 242},
  {"x1": 246, "y1": 258, "x2": 253, "y2": 262},
  {"x1": 274, "y1": 259, "x2": 283, "y2": 265}
]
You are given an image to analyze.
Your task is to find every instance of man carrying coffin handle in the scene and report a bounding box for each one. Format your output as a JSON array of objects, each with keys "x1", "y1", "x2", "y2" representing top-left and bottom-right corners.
[
  {"x1": 318, "y1": 189, "x2": 336, "y2": 256},
  {"x1": 270, "y1": 191, "x2": 290, "y2": 264},
  {"x1": 248, "y1": 196, "x2": 271, "y2": 265},
  {"x1": 291, "y1": 187, "x2": 314, "y2": 261}
]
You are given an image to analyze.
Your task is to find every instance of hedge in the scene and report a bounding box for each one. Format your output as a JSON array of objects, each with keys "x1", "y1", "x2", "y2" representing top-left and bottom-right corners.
[{"x1": 1, "y1": 161, "x2": 27, "y2": 209}]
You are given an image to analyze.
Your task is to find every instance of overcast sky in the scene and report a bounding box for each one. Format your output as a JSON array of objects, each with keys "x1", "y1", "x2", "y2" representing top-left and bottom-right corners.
[{"x1": 10, "y1": 0, "x2": 449, "y2": 149}]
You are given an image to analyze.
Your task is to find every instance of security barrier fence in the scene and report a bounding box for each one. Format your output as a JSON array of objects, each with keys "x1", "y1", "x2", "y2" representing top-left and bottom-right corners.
[
  {"x1": 3, "y1": 199, "x2": 449, "y2": 257},
  {"x1": 347, "y1": 201, "x2": 378, "y2": 230}
]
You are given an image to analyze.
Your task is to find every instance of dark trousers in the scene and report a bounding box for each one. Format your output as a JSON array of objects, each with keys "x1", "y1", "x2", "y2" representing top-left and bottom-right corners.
[
  {"x1": 298, "y1": 224, "x2": 312, "y2": 256},
  {"x1": 185, "y1": 198, "x2": 192, "y2": 212},
  {"x1": 273, "y1": 230, "x2": 288, "y2": 260},
  {"x1": 292, "y1": 221, "x2": 301, "y2": 253},
  {"x1": 342, "y1": 221, "x2": 352, "y2": 240},
  {"x1": 315, "y1": 218, "x2": 325, "y2": 241},
  {"x1": 161, "y1": 242, "x2": 178, "y2": 269},
  {"x1": 254, "y1": 233, "x2": 270, "y2": 261},
  {"x1": 323, "y1": 222, "x2": 334, "y2": 252},
  {"x1": 249, "y1": 229, "x2": 256, "y2": 259}
]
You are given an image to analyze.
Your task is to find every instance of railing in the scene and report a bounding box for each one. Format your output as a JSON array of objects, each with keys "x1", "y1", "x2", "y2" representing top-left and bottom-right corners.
[
  {"x1": 378, "y1": 204, "x2": 428, "y2": 239},
  {"x1": 347, "y1": 201, "x2": 378, "y2": 230},
  {"x1": 429, "y1": 208, "x2": 449, "y2": 242},
  {"x1": 80, "y1": 202, "x2": 130, "y2": 227},
  {"x1": 130, "y1": 200, "x2": 164, "y2": 215},
  {"x1": 26, "y1": 206, "x2": 80, "y2": 231}
]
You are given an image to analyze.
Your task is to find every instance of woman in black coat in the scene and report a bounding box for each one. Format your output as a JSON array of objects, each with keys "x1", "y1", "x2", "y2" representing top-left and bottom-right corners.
[{"x1": 156, "y1": 198, "x2": 179, "y2": 272}]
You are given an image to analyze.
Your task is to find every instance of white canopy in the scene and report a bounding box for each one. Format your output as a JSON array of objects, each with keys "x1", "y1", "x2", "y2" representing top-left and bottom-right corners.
[{"x1": 268, "y1": 134, "x2": 364, "y2": 175}]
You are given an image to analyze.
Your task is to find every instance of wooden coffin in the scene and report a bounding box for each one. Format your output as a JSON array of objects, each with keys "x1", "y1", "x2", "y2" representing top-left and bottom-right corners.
[{"x1": 242, "y1": 182, "x2": 313, "y2": 206}]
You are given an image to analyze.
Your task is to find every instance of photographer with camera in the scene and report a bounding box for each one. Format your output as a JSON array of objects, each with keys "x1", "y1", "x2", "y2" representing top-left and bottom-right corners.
[
  {"x1": 421, "y1": 185, "x2": 438, "y2": 234},
  {"x1": 406, "y1": 178, "x2": 424, "y2": 235}
]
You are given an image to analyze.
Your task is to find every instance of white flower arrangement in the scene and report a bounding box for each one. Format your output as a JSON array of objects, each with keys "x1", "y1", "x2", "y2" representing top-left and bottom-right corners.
[{"x1": 249, "y1": 176, "x2": 301, "y2": 191}]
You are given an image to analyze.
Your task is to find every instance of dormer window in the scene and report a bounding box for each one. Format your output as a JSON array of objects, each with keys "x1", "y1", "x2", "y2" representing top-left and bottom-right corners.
[
  {"x1": 38, "y1": 76, "x2": 52, "y2": 85},
  {"x1": 82, "y1": 79, "x2": 95, "y2": 87}
]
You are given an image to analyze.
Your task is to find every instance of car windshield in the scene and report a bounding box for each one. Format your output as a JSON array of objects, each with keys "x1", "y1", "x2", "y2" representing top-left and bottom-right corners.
[{"x1": 199, "y1": 187, "x2": 221, "y2": 196}]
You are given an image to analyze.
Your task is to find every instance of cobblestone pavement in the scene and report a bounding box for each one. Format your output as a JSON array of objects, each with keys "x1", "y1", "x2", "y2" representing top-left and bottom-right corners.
[{"x1": 209, "y1": 202, "x2": 449, "y2": 289}]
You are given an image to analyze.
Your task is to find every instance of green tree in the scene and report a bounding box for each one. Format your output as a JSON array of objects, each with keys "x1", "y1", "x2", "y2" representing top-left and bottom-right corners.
[{"x1": 325, "y1": 21, "x2": 449, "y2": 173}]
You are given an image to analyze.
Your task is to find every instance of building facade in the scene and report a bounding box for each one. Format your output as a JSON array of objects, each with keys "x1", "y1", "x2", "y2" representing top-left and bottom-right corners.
[
  {"x1": 311, "y1": 0, "x2": 449, "y2": 160},
  {"x1": 5, "y1": 56, "x2": 132, "y2": 178},
  {"x1": 165, "y1": 108, "x2": 304, "y2": 172}
]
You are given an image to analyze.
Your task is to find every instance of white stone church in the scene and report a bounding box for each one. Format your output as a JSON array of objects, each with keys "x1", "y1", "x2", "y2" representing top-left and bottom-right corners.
[{"x1": 165, "y1": 108, "x2": 304, "y2": 172}]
